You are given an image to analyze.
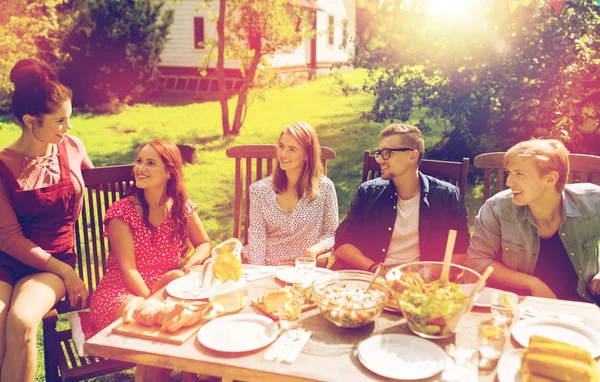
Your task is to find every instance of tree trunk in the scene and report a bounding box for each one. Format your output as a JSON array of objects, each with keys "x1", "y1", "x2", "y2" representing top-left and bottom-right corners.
[
  {"x1": 231, "y1": 39, "x2": 262, "y2": 135},
  {"x1": 217, "y1": 0, "x2": 231, "y2": 136}
]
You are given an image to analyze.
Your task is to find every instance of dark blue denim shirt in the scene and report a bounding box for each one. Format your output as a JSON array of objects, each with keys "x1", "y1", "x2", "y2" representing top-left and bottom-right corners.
[{"x1": 334, "y1": 172, "x2": 470, "y2": 264}]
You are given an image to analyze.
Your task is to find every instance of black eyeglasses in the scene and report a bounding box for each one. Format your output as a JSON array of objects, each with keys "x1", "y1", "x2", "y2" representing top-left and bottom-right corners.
[{"x1": 373, "y1": 148, "x2": 414, "y2": 160}]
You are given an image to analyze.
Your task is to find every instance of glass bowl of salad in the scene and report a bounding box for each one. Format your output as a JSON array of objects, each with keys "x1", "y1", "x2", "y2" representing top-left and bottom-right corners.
[
  {"x1": 385, "y1": 261, "x2": 483, "y2": 339},
  {"x1": 311, "y1": 270, "x2": 389, "y2": 328}
]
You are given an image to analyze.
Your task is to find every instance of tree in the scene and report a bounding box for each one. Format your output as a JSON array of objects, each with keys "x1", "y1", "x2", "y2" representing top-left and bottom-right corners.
[
  {"x1": 357, "y1": 0, "x2": 600, "y2": 157},
  {"x1": 212, "y1": 0, "x2": 313, "y2": 136},
  {"x1": 59, "y1": 0, "x2": 174, "y2": 111},
  {"x1": 0, "y1": 0, "x2": 71, "y2": 111}
]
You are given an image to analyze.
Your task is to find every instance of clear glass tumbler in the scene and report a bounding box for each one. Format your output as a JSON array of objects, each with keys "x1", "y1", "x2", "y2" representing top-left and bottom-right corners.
[
  {"x1": 295, "y1": 256, "x2": 316, "y2": 286},
  {"x1": 478, "y1": 318, "x2": 507, "y2": 372},
  {"x1": 490, "y1": 290, "x2": 518, "y2": 324}
]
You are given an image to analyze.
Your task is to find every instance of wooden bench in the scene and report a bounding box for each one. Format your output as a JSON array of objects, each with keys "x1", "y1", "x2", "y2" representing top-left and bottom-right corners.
[{"x1": 42, "y1": 165, "x2": 135, "y2": 381}]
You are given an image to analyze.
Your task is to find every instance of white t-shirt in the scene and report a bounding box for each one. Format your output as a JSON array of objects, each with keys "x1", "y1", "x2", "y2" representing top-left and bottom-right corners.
[{"x1": 384, "y1": 192, "x2": 420, "y2": 266}]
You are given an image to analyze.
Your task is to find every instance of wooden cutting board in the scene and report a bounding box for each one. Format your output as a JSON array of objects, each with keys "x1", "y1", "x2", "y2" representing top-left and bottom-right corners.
[
  {"x1": 111, "y1": 319, "x2": 208, "y2": 345},
  {"x1": 112, "y1": 306, "x2": 220, "y2": 345},
  {"x1": 251, "y1": 299, "x2": 317, "y2": 321}
]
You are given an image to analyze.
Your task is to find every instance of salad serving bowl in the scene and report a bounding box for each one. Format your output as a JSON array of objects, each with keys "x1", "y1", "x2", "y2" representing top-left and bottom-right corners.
[
  {"x1": 385, "y1": 261, "x2": 483, "y2": 339},
  {"x1": 311, "y1": 270, "x2": 390, "y2": 328}
]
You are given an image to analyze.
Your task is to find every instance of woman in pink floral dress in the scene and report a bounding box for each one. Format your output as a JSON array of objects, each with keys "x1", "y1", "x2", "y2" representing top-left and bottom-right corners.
[{"x1": 87, "y1": 139, "x2": 211, "y2": 337}]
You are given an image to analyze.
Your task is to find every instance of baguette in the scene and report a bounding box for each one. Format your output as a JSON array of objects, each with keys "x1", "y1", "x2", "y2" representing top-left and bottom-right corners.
[
  {"x1": 153, "y1": 302, "x2": 184, "y2": 326},
  {"x1": 132, "y1": 299, "x2": 164, "y2": 326},
  {"x1": 160, "y1": 304, "x2": 212, "y2": 333},
  {"x1": 122, "y1": 297, "x2": 145, "y2": 324},
  {"x1": 522, "y1": 353, "x2": 598, "y2": 382}
]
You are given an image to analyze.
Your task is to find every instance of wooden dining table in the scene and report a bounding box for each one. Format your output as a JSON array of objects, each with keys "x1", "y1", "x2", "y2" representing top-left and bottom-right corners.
[{"x1": 84, "y1": 268, "x2": 600, "y2": 382}]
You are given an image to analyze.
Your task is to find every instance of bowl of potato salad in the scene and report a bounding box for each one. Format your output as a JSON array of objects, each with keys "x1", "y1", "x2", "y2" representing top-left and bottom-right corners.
[{"x1": 311, "y1": 270, "x2": 389, "y2": 328}]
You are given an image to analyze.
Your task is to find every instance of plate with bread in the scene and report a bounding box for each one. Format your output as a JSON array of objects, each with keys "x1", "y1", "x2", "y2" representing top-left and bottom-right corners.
[
  {"x1": 251, "y1": 285, "x2": 316, "y2": 320},
  {"x1": 511, "y1": 318, "x2": 600, "y2": 358},
  {"x1": 497, "y1": 335, "x2": 600, "y2": 382}
]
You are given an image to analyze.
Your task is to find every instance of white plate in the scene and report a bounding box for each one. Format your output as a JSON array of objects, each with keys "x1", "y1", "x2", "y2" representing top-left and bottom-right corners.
[
  {"x1": 511, "y1": 318, "x2": 600, "y2": 358},
  {"x1": 165, "y1": 276, "x2": 210, "y2": 300},
  {"x1": 473, "y1": 287, "x2": 506, "y2": 308},
  {"x1": 197, "y1": 314, "x2": 279, "y2": 352},
  {"x1": 276, "y1": 267, "x2": 333, "y2": 284},
  {"x1": 497, "y1": 349, "x2": 524, "y2": 382},
  {"x1": 357, "y1": 334, "x2": 447, "y2": 380}
]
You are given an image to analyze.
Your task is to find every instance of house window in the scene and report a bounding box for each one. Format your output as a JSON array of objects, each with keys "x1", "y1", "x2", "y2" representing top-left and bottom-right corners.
[
  {"x1": 328, "y1": 15, "x2": 335, "y2": 46},
  {"x1": 194, "y1": 17, "x2": 205, "y2": 49},
  {"x1": 342, "y1": 19, "x2": 348, "y2": 48}
]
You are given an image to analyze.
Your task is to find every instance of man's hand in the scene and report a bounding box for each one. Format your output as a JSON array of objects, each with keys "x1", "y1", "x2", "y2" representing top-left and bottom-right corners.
[
  {"x1": 587, "y1": 273, "x2": 600, "y2": 296},
  {"x1": 528, "y1": 278, "x2": 557, "y2": 299}
]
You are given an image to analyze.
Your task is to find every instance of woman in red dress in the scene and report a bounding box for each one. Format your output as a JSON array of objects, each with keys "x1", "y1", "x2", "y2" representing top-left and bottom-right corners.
[
  {"x1": 87, "y1": 139, "x2": 211, "y2": 337},
  {"x1": 0, "y1": 60, "x2": 91, "y2": 380}
]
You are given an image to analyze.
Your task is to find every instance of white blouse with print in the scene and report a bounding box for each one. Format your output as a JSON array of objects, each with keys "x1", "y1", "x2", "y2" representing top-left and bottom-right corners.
[{"x1": 242, "y1": 176, "x2": 339, "y2": 266}]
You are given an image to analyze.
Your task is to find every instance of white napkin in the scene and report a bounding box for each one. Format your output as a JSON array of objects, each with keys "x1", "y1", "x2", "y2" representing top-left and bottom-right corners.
[{"x1": 264, "y1": 329, "x2": 312, "y2": 364}]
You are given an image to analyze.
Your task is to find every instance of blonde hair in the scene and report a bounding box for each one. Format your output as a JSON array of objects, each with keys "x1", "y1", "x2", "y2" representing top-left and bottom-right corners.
[
  {"x1": 379, "y1": 124, "x2": 425, "y2": 164},
  {"x1": 503, "y1": 139, "x2": 570, "y2": 192},
  {"x1": 272, "y1": 121, "x2": 323, "y2": 202}
]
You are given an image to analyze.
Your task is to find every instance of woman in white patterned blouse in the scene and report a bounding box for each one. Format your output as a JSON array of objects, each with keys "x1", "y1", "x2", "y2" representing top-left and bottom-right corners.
[{"x1": 242, "y1": 122, "x2": 339, "y2": 266}]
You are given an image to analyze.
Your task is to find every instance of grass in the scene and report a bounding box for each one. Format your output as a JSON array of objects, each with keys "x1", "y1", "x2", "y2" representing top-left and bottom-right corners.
[{"x1": 0, "y1": 69, "x2": 480, "y2": 380}]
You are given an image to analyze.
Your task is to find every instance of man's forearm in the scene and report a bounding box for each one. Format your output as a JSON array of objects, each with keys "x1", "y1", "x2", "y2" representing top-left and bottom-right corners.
[
  {"x1": 334, "y1": 244, "x2": 375, "y2": 271},
  {"x1": 486, "y1": 261, "x2": 538, "y2": 292}
]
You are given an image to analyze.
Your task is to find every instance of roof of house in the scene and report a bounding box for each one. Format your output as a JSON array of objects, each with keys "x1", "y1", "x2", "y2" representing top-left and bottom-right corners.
[{"x1": 294, "y1": 0, "x2": 324, "y2": 12}]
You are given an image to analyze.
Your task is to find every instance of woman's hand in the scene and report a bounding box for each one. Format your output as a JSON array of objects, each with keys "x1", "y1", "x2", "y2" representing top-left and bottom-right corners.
[
  {"x1": 61, "y1": 267, "x2": 89, "y2": 308},
  {"x1": 303, "y1": 248, "x2": 319, "y2": 259}
]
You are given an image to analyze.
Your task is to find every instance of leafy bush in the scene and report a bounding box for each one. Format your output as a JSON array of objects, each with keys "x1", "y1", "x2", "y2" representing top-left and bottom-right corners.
[{"x1": 60, "y1": 0, "x2": 174, "y2": 111}]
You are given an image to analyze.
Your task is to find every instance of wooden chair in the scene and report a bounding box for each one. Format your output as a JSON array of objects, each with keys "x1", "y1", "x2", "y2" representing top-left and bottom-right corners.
[
  {"x1": 474, "y1": 152, "x2": 600, "y2": 203},
  {"x1": 225, "y1": 144, "x2": 336, "y2": 265},
  {"x1": 43, "y1": 165, "x2": 135, "y2": 381},
  {"x1": 361, "y1": 150, "x2": 470, "y2": 201}
]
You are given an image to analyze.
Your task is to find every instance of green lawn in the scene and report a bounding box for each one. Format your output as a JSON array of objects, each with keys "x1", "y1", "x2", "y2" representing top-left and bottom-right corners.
[{"x1": 0, "y1": 69, "x2": 480, "y2": 381}]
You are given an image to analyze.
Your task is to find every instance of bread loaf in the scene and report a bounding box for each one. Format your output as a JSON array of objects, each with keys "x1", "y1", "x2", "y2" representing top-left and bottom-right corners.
[
  {"x1": 122, "y1": 297, "x2": 145, "y2": 324},
  {"x1": 160, "y1": 304, "x2": 211, "y2": 333},
  {"x1": 520, "y1": 335, "x2": 599, "y2": 382},
  {"x1": 257, "y1": 289, "x2": 293, "y2": 313}
]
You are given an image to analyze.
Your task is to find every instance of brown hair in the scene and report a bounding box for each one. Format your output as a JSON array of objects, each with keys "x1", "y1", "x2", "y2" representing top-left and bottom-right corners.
[
  {"x1": 503, "y1": 139, "x2": 570, "y2": 192},
  {"x1": 9, "y1": 59, "x2": 73, "y2": 126},
  {"x1": 379, "y1": 124, "x2": 425, "y2": 164},
  {"x1": 128, "y1": 139, "x2": 190, "y2": 252},
  {"x1": 272, "y1": 121, "x2": 323, "y2": 202}
]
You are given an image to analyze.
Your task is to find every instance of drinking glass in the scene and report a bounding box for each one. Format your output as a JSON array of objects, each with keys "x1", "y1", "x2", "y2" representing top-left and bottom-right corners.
[
  {"x1": 478, "y1": 319, "x2": 507, "y2": 371},
  {"x1": 277, "y1": 293, "x2": 303, "y2": 333},
  {"x1": 490, "y1": 290, "x2": 518, "y2": 324},
  {"x1": 295, "y1": 256, "x2": 316, "y2": 285},
  {"x1": 188, "y1": 264, "x2": 207, "y2": 296}
]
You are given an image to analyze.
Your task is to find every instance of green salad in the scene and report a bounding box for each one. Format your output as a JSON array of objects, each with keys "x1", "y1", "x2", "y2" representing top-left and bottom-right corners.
[{"x1": 398, "y1": 280, "x2": 466, "y2": 336}]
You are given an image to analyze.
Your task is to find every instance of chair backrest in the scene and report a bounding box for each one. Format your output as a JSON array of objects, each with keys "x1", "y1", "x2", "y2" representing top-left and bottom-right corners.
[
  {"x1": 361, "y1": 150, "x2": 469, "y2": 201},
  {"x1": 225, "y1": 144, "x2": 336, "y2": 245},
  {"x1": 474, "y1": 152, "x2": 600, "y2": 203},
  {"x1": 55, "y1": 165, "x2": 134, "y2": 314}
]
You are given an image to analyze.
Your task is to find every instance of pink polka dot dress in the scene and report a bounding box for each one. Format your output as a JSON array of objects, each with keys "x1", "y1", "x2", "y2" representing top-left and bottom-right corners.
[{"x1": 86, "y1": 197, "x2": 196, "y2": 338}]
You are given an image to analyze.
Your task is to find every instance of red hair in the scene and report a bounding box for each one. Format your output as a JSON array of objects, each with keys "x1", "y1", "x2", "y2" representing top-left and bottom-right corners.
[{"x1": 128, "y1": 139, "x2": 190, "y2": 253}]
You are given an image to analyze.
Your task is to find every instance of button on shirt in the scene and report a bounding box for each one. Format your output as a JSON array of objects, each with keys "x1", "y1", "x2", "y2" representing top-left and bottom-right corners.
[{"x1": 466, "y1": 183, "x2": 600, "y2": 303}]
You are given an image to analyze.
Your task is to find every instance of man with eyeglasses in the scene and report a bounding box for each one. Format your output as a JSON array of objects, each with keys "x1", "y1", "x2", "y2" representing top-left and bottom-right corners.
[{"x1": 333, "y1": 124, "x2": 470, "y2": 273}]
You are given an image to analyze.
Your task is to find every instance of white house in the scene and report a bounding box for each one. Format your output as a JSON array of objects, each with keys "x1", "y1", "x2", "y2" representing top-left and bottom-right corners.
[{"x1": 158, "y1": 0, "x2": 356, "y2": 92}]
